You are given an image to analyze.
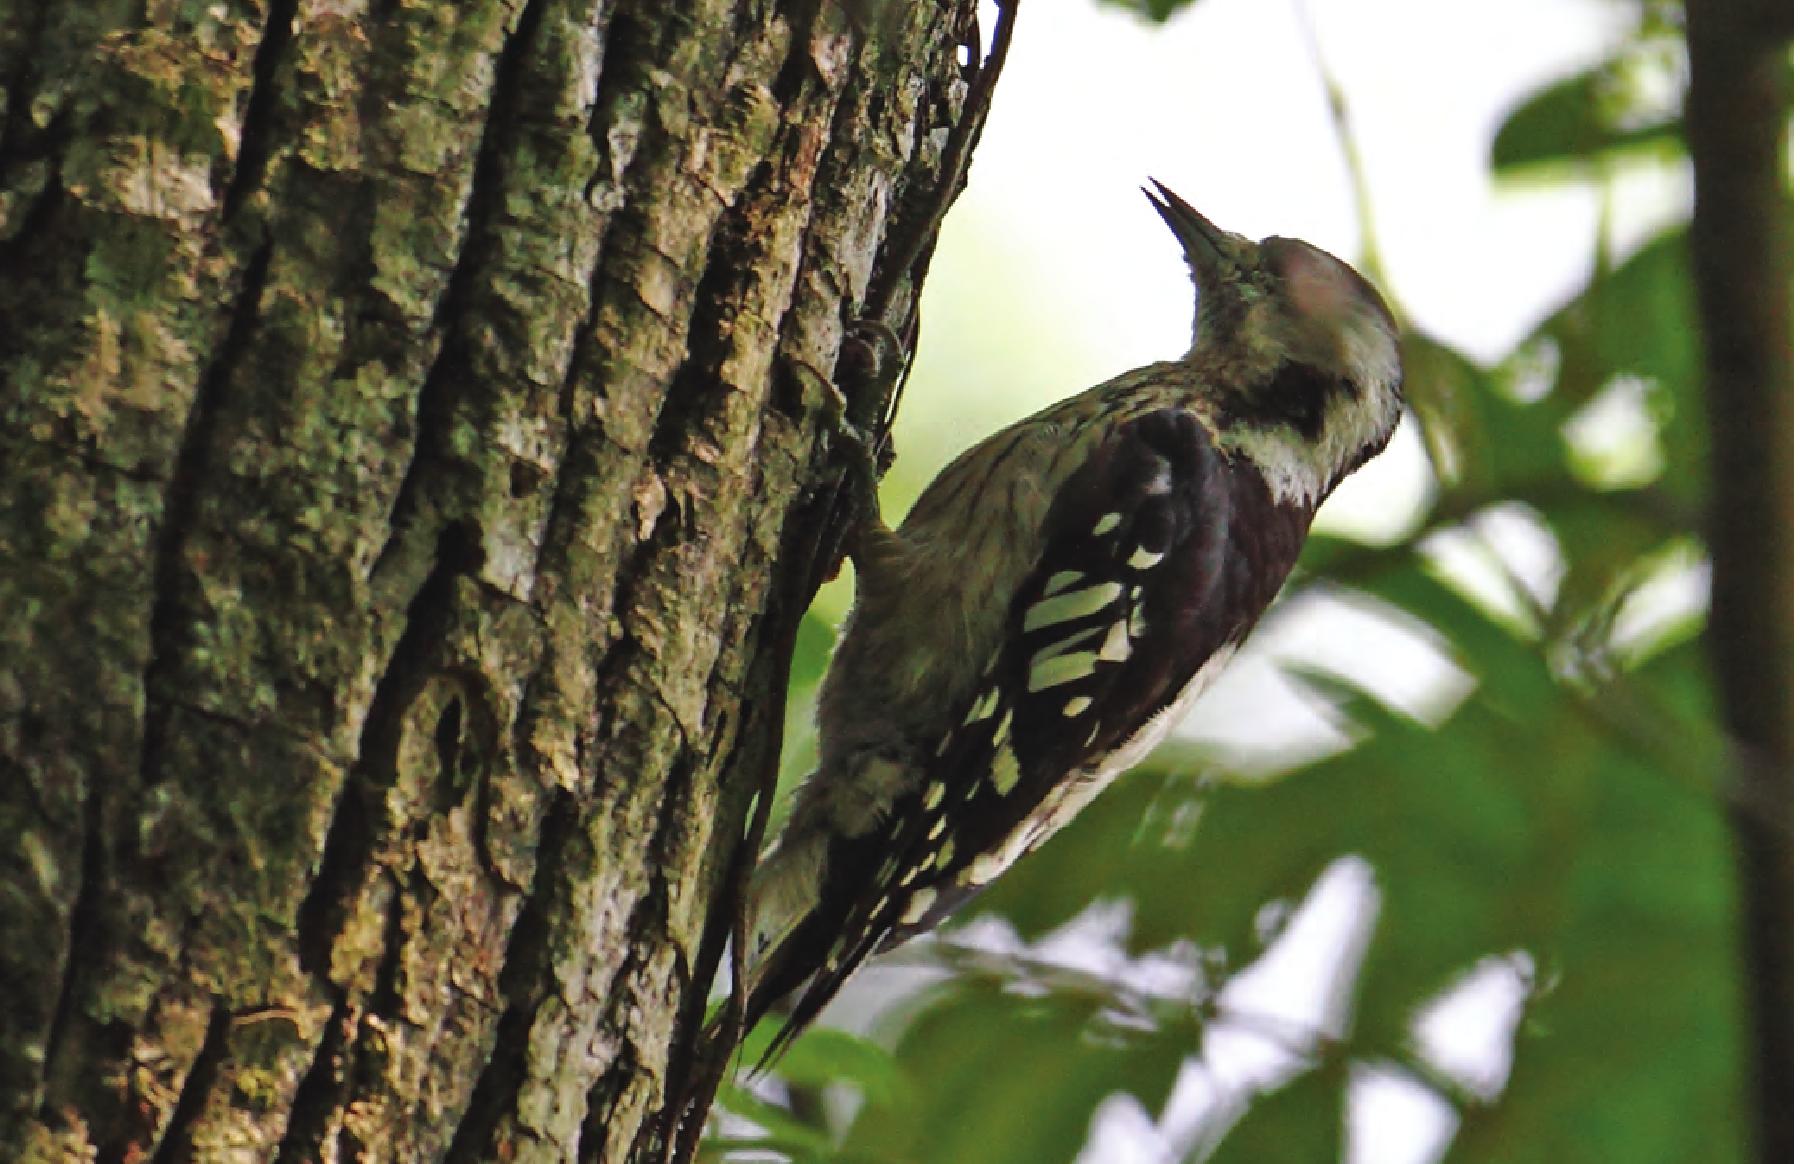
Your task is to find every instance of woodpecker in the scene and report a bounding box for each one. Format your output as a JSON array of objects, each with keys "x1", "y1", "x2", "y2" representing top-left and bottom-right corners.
[{"x1": 744, "y1": 181, "x2": 1403, "y2": 1054}]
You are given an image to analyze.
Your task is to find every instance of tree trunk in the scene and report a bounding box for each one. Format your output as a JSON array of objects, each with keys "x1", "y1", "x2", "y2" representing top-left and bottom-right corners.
[
  {"x1": 1685, "y1": 2, "x2": 1795, "y2": 1161},
  {"x1": 0, "y1": 0, "x2": 991, "y2": 1158}
]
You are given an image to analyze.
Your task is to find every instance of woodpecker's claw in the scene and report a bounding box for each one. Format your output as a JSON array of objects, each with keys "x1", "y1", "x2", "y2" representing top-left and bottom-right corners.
[
  {"x1": 828, "y1": 417, "x2": 883, "y2": 526},
  {"x1": 844, "y1": 319, "x2": 903, "y2": 381},
  {"x1": 811, "y1": 316, "x2": 902, "y2": 586},
  {"x1": 834, "y1": 319, "x2": 905, "y2": 469}
]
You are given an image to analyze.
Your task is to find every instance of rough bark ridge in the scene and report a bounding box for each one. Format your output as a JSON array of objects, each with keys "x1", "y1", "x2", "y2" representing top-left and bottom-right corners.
[{"x1": 0, "y1": 0, "x2": 989, "y2": 1159}]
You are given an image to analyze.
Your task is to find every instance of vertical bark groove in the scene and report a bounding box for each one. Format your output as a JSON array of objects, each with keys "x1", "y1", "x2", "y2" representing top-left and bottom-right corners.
[
  {"x1": 220, "y1": 0, "x2": 299, "y2": 223},
  {"x1": 271, "y1": 999, "x2": 352, "y2": 1164},
  {"x1": 36, "y1": 783, "x2": 108, "y2": 1125},
  {"x1": 139, "y1": 237, "x2": 274, "y2": 789},
  {"x1": 372, "y1": 0, "x2": 544, "y2": 557},
  {"x1": 142, "y1": 1003, "x2": 230, "y2": 1164},
  {"x1": 0, "y1": 0, "x2": 992, "y2": 1157}
]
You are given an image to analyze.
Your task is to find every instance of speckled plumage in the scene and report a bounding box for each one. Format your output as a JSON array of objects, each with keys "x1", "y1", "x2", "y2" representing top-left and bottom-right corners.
[{"x1": 743, "y1": 183, "x2": 1404, "y2": 1053}]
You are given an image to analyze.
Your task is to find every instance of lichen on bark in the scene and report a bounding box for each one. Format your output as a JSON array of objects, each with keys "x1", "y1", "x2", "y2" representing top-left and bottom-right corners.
[{"x1": 0, "y1": 0, "x2": 994, "y2": 1159}]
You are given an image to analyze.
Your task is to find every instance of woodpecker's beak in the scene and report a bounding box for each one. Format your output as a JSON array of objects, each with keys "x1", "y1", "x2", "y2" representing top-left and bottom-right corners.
[{"x1": 1144, "y1": 179, "x2": 1234, "y2": 274}]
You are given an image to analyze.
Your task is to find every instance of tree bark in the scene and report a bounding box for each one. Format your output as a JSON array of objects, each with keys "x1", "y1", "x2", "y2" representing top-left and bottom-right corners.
[
  {"x1": 1684, "y1": 1, "x2": 1794, "y2": 1161},
  {"x1": 0, "y1": 0, "x2": 990, "y2": 1159}
]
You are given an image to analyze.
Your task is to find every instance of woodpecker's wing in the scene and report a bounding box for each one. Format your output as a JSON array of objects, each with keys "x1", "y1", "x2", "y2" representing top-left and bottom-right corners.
[{"x1": 758, "y1": 407, "x2": 1280, "y2": 1054}]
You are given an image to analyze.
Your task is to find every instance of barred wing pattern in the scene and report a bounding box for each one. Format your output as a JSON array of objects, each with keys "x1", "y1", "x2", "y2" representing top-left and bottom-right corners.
[{"x1": 756, "y1": 409, "x2": 1308, "y2": 1051}]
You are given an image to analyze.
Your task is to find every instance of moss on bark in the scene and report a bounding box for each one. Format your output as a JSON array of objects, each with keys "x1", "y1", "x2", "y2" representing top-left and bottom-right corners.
[{"x1": 0, "y1": 0, "x2": 993, "y2": 1158}]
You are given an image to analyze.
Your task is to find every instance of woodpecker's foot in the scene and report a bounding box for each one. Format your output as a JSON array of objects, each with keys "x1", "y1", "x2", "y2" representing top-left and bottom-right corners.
[
  {"x1": 832, "y1": 319, "x2": 904, "y2": 471},
  {"x1": 822, "y1": 315, "x2": 902, "y2": 505},
  {"x1": 840, "y1": 319, "x2": 903, "y2": 392},
  {"x1": 826, "y1": 415, "x2": 883, "y2": 531}
]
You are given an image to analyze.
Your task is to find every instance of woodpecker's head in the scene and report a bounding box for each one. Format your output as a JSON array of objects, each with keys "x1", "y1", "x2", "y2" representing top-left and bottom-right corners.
[{"x1": 1145, "y1": 180, "x2": 1404, "y2": 507}]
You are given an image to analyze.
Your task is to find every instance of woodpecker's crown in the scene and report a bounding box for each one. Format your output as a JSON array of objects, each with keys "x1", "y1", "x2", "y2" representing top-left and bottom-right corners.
[{"x1": 1145, "y1": 180, "x2": 1404, "y2": 507}]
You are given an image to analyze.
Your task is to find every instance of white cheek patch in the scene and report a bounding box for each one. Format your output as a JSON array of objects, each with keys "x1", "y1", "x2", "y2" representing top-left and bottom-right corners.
[{"x1": 1338, "y1": 313, "x2": 1403, "y2": 393}]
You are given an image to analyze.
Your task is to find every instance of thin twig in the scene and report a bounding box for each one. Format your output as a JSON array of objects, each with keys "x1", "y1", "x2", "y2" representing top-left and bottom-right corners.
[
  {"x1": 1290, "y1": 0, "x2": 1392, "y2": 301},
  {"x1": 862, "y1": 0, "x2": 1018, "y2": 332}
]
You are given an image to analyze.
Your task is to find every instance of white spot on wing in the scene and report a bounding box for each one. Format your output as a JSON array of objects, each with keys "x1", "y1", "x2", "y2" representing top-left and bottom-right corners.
[
  {"x1": 1098, "y1": 619, "x2": 1132, "y2": 662},
  {"x1": 1029, "y1": 625, "x2": 1104, "y2": 671},
  {"x1": 1028, "y1": 650, "x2": 1098, "y2": 692},
  {"x1": 1063, "y1": 695, "x2": 1092, "y2": 717},
  {"x1": 1023, "y1": 582, "x2": 1123, "y2": 633},
  {"x1": 1092, "y1": 512, "x2": 1123, "y2": 536},
  {"x1": 991, "y1": 743, "x2": 1022, "y2": 794},
  {"x1": 1127, "y1": 545, "x2": 1166, "y2": 569},
  {"x1": 963, "y1": 646, "x2": 1242, "y2": 891},
  {"x1": 901, "y1": 887, "x2": 938, "y2": 925},
  {"x1": 1042, "y1": 569, "x2": 1085, "y2": 596},
  {"x1": 963, "y1": 685, "x2": 1001, "y2": 725}
]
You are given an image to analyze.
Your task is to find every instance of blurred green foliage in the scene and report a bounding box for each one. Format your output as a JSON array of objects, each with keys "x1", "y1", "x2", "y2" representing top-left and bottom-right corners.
[
  {"x1": 1098, "y1": 0, "x2": 1195, "y2": 23},
  {"x1": 708, "y1": 6, "x2": 1776, "y2": 1162}
]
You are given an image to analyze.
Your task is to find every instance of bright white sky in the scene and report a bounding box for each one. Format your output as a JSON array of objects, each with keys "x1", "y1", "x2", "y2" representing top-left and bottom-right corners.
[
  {"x1": 891, "y1": 0, "x2": 1690, "y2": 767},
  {"x1": 857, "y1": 1, "x2": 1692, "y2": 1160}
]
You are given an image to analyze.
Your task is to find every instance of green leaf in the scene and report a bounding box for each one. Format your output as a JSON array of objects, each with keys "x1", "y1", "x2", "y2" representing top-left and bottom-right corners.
[
  {"x1": 1538, "y1": 230, "x2": 1706, "y2": 505},
  {"x1": 1400, "y1": 331, "x2": 1568, "y2": 505},
  {"x1": 763, "y1": 1024, "x2": 910, "y2": 1109},
  {"x1": 844, "y1": 979, "x2": 1192, "y2": 1164},
  {"x1": 1531, "y1": 490, "x2": 1681, "y2": 640},
  {"x1": 1439, "y1": 718, "x2": 1744, "y2": 1164},
  {"x1": 1338, "y1": 564, "x2": 1560, "y2": 721},
  {"x1": 1204, "y1": 1064, "x2": 1346, "y2": 1164},
  {"x1": 1094, "y1": 0, "x2": 1205, "y2": 23},
  {"x1": 1492, "y1": 65, "x2": 1684, "y2": 177},
  {"x1": 712, "y1": 1080, "x2": 837, "y2": 1159}
]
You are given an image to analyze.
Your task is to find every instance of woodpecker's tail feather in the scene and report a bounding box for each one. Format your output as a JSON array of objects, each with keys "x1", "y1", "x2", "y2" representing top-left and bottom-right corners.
[
  {"x1": 736, "y1": 830, "x2": 831, "y2": 1066},
  {"x1": 741, "y1": 820, "x2": 903, "y2": 1068}
]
